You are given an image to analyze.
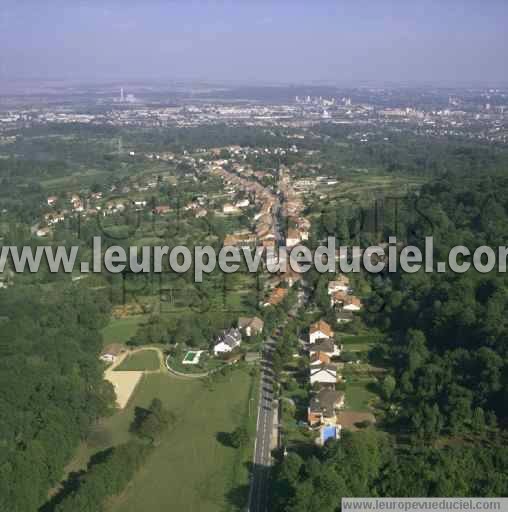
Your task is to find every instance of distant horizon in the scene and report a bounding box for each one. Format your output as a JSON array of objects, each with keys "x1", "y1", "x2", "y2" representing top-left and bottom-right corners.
[
  {"x1": 1, "y1": 1, "x2": 507, "y2": 87},
  {"x1": 1, "y1": 77, "x2": 508, "y2": 92}
]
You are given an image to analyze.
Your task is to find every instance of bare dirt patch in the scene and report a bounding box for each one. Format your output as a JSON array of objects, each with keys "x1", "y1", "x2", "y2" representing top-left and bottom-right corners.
[
  {"x1": 105, "y1": 370, "x2": 144, "y2": 408},
  {"x1": 336, "y1": 411, "x2": 376, "y2": 431}
]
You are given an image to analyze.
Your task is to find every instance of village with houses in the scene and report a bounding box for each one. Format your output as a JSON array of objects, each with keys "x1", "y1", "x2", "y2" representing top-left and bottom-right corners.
[
  {"x1": 34, "y1": 139, "x2": 377, "y2": 455},
  {"x1": 2, "y1": 60, "x2": 507, "y2": 510},
  {"x1": 0, "y1": 127, "x2": 387, "y2": 512}
]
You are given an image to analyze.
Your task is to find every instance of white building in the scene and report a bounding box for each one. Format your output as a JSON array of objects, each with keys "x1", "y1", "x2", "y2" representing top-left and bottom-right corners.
[
  {"x1": 213, "y1": 328, "x2": 242, "y2": 356},
  {"x1": 309, "y1": 320, "x2": 334, "y2": 345},
  {"x1": 310, "y1": 365, "x2": 337, "y2": 386},
  {"x1": 223, "y1": 203, "x2": 241, "y2": 215},
  {"x1": 100, "y1": 344, "x2": 124, "y2": 364}
]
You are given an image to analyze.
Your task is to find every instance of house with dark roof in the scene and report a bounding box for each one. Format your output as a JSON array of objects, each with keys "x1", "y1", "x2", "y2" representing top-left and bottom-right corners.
[
  {"x1": 309, "y1": 339, "x2": 342, "y2": 358},
  {"x1": 308, "y1": 389, "x2": 345, "y2": 426},
  {"x1": 213, "y1": 328, "x2": 242, "y2": 356}
]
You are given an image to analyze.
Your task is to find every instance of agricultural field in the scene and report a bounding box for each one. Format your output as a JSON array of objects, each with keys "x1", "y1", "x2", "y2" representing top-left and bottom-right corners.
[{"x1": 315, "y1": 173, "x2": 426, "y2": 206}]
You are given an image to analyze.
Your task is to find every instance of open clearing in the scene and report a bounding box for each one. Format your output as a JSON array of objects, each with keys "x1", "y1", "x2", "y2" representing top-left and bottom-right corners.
[
  {"x1": 344, "y1": 381, "x2": 377, "y2": 412},
  {"x1": 336, "y1": 411, "x2": 376, "y2": 431},
  {"x1": 114, "y1": 350, "x2": 161, "y2": 371},
  {"x1": 57, "y1": 368, "x2": 257, "y2": 512},
  {"x1": 101, "y1": 315, "x2": 147, "y2": 345},
  {"x1": 103, "y1": 369, "x2": 257, "y2": 512}
]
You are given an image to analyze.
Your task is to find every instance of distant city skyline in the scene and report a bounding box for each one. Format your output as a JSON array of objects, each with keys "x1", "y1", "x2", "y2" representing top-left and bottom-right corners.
[{"x1": 1, "y1": 0, "x2": 507, "y2": 85}]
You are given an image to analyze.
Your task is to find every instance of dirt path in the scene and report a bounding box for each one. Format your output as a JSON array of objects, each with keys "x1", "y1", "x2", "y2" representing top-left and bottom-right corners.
[{"x1": 104, "y1": 347, "x2": 166, "y2": 409}]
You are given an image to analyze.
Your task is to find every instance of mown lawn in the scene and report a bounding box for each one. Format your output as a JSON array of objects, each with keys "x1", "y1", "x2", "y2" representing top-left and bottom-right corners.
[
  {"x1": 114, "y1": 350, "x2": 161, "y2": 371},
  {"x1": 344, "y1": 381, "x2": 377, "y2": 412},
  {"x1": 103, "y1": 369, "x2": 257, "y2": 512},
  {"x1": 101, "y1": 315, "x2": 147, "y2": 345},
  {"x1": 340, "y1": 334, "x2": 380, "y2": 345}
]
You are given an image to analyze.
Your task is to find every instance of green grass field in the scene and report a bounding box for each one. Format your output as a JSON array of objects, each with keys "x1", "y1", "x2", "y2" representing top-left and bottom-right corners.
[
  {"x1": 114, "y1": 350, "x2": 161, "y2": 371},
  {"x1": 101, "y1": 315, "x2": 147, "y2": 345},
  {"x1": 339, "y1": 333, "x2": 380, "y2": 353},
  {"x1": 56, "y1": 368, "x2": 257, "y2": 512},
  {"x1": 340, "y1": 334, "x2": 380, "y2": 344},
  {"x1": 344, "y1": 381, "x2": 377, "y2": 412},
  {"x1": 104, "y1": 369, "x2": 257, "y2": 512}
]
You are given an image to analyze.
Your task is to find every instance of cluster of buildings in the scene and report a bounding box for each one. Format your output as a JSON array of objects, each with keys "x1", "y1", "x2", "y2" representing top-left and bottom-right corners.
[
  {"x1": 327, "y1": 275, "x2": 363, "y2": 323},
  {"x1": 3, "y1": 86, "x2": 507, "y2": 143},
  {"x1": 279, "y1": 166, "x2": 311, "y2": 248},
  {"x1": 212, "y1": 316, "x2": 264, "y2": 357},
  {"x1": 210, "y1": 160, "x2": 279, "y2": 251},
  {"x1": 37, "y1": 169, "x2": 206, "y2": 237},
  {"x1": 306, "y1": 319, "x2": 345, "y2": 445}
]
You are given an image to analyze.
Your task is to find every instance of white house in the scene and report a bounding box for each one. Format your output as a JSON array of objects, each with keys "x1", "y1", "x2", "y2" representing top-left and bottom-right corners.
[
  {"x1": 100, "y1": 344, "x2": 124, "y2": 364},
  {"x1": 309, "y1": 320, "x2": 334, "y2": 345},
  {"x1": 36, "y1": 227, "x2": 51, "y2": 237},
  {"x1": 310, "y1": 365, "x2": 337, "y2": 386},
  {"x1": 213, "y1": 328, "x2": 242, "y2": 356},
  {"x1": 299, "y1": 228, "x2": 309, "y2": 241}
]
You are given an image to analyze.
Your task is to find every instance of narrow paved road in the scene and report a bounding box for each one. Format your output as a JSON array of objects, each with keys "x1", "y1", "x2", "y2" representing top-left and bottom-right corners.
[
  {"x1": 248, "y1": 338, "x2": 276, "y2": 512},
  {"x1": 249, "y1": 174, "x2": 285, "y2": 511}
]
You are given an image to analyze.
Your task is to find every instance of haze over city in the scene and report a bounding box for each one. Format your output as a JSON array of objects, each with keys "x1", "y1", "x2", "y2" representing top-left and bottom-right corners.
[{"x1": 1, "y1": 0, "x2": 507, "y2": 85}]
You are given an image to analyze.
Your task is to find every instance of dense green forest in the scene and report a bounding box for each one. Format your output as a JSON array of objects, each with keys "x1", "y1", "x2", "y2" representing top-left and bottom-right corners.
[
  {"x1": 368, "y1": 176, "x2": 508, "y2": 438},
  {"x1": 0, "y1": 285, "x2": 115, "y2": 511},
  {"x1": 271, "y1": 430, "x2": 508, "y2": 511}
]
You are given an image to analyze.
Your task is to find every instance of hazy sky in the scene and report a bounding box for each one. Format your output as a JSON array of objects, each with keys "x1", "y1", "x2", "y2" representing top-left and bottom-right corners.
[{"x1": 1, "y1": 0, "x2": 507, "y2": 85}]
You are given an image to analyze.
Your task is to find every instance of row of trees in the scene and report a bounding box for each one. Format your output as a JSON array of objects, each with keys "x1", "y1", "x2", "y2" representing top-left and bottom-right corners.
[{"x1": 53, "y1": 441, "x2": 152, "y2": 512}]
